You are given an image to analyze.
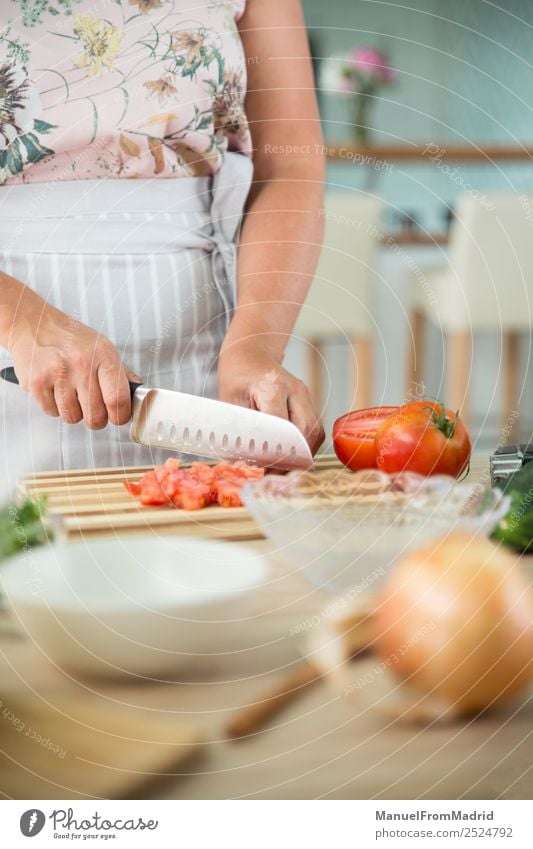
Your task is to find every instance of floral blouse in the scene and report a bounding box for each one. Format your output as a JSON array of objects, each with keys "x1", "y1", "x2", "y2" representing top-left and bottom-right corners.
[{"x1": 0, "y1": 0, "x2": 251, "y2": 185}]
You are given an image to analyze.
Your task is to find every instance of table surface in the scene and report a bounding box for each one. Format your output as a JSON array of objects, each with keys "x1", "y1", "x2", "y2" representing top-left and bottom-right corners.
[{"x1": 1, "y1": 455, "x2": 532, "y2": 800}]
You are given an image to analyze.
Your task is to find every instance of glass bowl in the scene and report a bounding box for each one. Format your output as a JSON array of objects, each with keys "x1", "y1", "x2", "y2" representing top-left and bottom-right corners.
[{"x1": 242, "y1": 469, "x2": 509, "y2": 593}]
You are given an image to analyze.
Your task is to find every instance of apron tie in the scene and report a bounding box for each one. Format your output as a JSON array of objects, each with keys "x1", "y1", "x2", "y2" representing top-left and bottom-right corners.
[{"x1": 209, "y1": 152, "x2": 253, "y2": 330}]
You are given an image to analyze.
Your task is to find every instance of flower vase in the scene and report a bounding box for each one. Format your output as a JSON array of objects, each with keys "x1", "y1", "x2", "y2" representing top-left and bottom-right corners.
[{"x1": 353, "y1": 88, "x2": 374, "y2": 147}]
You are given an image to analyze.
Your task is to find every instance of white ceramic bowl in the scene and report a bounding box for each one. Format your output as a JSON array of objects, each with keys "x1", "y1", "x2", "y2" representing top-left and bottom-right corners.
[{"x1": 0, "y1": 535, "x2": 267, "y2": 678}]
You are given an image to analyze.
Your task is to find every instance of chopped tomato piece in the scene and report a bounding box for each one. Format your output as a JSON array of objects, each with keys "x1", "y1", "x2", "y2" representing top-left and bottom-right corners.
[
  {"x1": 173, "y1": 481, "x2": 210, "y2": 511},
  {"x1": 160, "y1": 477, "x2": 180, "y2": 500},
  {"x1": 231, "y1": 461, "x2": 266, "y2": 479},
  {"x1": 140, "y1": 488, "x2": 168, "y2": 506},
  {"x1": 212, "y1": 462, "x2": 232, "y2": 478},
  {"x1": 123, "y1": 481, "x2": 141, "y2": 496},
  {"x1": 130, "y1": 460, "x2": 262, "y2": 511},
  {"x1": 137, "y1": 471, "x2": 168, "y2": 505},
  {"x1": 216, "y1": 480, "x2": 244, "y2": 508},
  {"x1": 189, "y1": 462, "x2": 217, "y2": 486}
]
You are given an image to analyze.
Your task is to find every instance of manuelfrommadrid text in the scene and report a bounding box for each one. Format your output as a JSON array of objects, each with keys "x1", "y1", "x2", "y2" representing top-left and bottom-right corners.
[{"x1": 376, "y1": 810, "x2": 494, "y2": 822}]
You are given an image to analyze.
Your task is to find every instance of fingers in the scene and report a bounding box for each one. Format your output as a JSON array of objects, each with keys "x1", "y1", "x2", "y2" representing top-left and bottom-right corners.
[
  {"x1": 25, "y1": 371, "x2": 59, "y2": 417},
  {"x1": 34, "y1": 386, "x2": 60, "y2": 418},
  {"x1": 249, "y1": 367, "x2": 325, "y2": 456},
  {"x1": 98, "y1": 358, "x2": 132, "y2": 426},
  {"x1": 54, "y1": 383, "x2": 83, "y2": 425},
  {"x1": 76, "y1": 371, "x2": 108, "y2": 430},
  {"x1": 29, "y1": 354, "x2": 134, "y2": 430},
  {"x1": 288, "y1": 383, "x2": 325, "y2": 455},
  {"x1": 78, "y1": 349, "x2": 138, "y2": 428},
  {"x1": 43, "y1": 360, "x2": 133, "y2": 430},
  {"x1": 251, "y1": 370, "x2": 290, "y2": 419},
  {"x1": 18, "y1": 366, "x2": 59, "y2": 417}
]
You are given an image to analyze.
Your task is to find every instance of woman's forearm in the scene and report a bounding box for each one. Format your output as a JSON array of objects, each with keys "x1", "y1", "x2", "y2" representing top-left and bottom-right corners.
[
  {"x1": 217, "y1": 162, "x2": 326, "y2": 451},
  {"x1": 0, "y1": 272, "x2": 46, "y2": 351},
  {"x1": 217, "y1": 162, "x2": 326, "y2": 453},
  {"x1": 229, "y1": 0, "x2": 326, "y2": 364},
  {"x1": 222, "y1": 165, "x2": 325, "y2": 362}
]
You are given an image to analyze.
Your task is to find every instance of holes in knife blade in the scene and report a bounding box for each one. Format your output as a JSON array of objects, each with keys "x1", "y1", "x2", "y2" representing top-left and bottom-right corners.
[
  {"x1": 183, "y1": 427, "x2": 190, "y2": 445},
  {"x1": 248, "y1": 438, "x2": 256, "y2": 454},
  {"x1": 195, "y1": 429, "x2": 203, "y2": 446},
  {"x1": 262, "y1": 440, "x2": 269, "y2": 456},
  {"x1": 169, "y1": 424, "x2": 177, "y2": 443},
  {"x1": 235, "y1": 436, "x2": 242, "y2": 452},
  {"x1": 290, "y1": 446, "x2": 297, "y2": 458},
  {"x1": 209, "y1": 431, "x2": 216, "y2": 449},
  {"x1": 156, "y1": 421, "x2": 165, "y2": 441},
  {"x1": 276, "y1": 443, "x2": 283, "y2": 457},
  {"x1": 222, "y1": 433, "x2": 229, "y2": 451}
]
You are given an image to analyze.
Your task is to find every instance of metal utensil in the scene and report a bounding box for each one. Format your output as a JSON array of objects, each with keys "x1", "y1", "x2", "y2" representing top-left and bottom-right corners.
[{"x1": 0, "y1": 367, "x2": 313, "y2": 471}]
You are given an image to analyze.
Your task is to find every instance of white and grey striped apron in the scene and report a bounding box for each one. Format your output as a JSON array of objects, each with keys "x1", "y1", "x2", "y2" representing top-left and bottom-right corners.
[{"x1": 0, "y1": 152, "x2": 253, "y2": 472}]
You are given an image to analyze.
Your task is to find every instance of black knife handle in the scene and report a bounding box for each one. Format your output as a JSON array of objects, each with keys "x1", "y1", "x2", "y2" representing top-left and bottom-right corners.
[
  {"x1": 0, "y1": 367, "x2": 143, "y2": 400},
  {"x1": 0, "y1": 366, "x2": 17, "y2": 386},
  {"x1": 129, "y1": 381, "x2": 143, "y2": 399}
]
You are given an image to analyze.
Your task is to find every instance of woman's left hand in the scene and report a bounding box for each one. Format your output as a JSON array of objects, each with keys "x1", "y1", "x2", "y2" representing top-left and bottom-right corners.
[{"x1": 217, "y1": 344, "x2": 325, "y2": 456}]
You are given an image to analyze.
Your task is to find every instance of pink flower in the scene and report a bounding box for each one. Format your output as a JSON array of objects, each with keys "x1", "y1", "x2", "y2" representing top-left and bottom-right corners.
[{"x1": 350, "y1": 46, "x2": 395, "y2": 83}]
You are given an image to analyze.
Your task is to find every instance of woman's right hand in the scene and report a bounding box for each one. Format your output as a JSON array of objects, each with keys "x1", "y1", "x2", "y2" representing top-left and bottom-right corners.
[{"x1": 9, "y1": 299, "x2": 140, "y2": 430}]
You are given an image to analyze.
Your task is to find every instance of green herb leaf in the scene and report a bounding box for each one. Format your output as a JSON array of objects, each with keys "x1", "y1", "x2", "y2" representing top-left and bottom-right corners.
[{"x1": 0, "y1": 496, "x2": 52, "y2": 563}]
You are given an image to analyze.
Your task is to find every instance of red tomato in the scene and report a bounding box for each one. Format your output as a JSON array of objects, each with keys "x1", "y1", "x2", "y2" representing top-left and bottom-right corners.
[
  {"x1": 231, "y1": 462, "x2": 266, "y2": 480},
  {"x1": 213, "y1": 462, "x2": 244, "y2": 479},
  {"x1": 216, "y1": 480, "x2": 244, "y2": 508},
  {"x1": 218, "y1": 470, "x2": 246, "y2": 486},
  {"x1": 138, "y1": 472, "x2": 168, "y2": 505},
  {"x1": 332, "y1": 407, "x2": 399, "y2": 471},
  {"x1": 174, "y1": 481, "x2": 210, "y2": 511},
  {"x1": 130, "y1": 460, "x2": 262, "y2": 511},
  {"x1": 189, "y1": 463, "x2": 217, "y2": 486},
  {"x1": 160, "y1": 475, "x2": 181, "y2": 500},
  {"x1": 374, "y1": 400, "x2": 472, "y2": 477}
]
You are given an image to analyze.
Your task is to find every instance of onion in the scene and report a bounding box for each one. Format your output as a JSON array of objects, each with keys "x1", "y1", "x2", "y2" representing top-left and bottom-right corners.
[{"x1": 372, "y1": 532, "x2": 533, "y2": 716}]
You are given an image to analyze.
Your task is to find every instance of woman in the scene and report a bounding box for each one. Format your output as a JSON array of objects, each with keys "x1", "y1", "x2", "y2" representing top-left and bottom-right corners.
[{"x1": 0, "y1": 0, "x2": 325, "y2": 471}]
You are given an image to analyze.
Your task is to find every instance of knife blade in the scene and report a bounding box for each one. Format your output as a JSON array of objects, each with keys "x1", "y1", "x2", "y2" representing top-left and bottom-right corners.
[
  {"x1": 130, "y1": 384, "x2": 313, "y2": 471},
  {"x1": 0, "y1": 368, "x2": 313, "y2": 471}
]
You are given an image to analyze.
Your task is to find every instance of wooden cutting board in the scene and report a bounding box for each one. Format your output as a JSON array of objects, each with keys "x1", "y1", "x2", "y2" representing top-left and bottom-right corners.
[
  {"x1": 19, "y1": 454, "x2": 341, "y2": 541},
  {"x1": 0, "y1": 693, "x2": 200, "y2": 799}
]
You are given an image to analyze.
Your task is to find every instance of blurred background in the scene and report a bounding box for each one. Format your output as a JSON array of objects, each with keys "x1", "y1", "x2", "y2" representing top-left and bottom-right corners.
[{"x1": 286, "y1": 0, "x2": 533, "y2": 450}]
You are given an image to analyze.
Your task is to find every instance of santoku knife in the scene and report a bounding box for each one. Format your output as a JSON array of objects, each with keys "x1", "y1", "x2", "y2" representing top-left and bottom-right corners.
[{"x1": 0, "y1": 367, "x2": 313, "y2": 471}]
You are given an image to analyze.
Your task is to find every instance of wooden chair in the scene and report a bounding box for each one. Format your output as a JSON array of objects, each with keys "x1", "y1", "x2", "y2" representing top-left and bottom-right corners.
[
  {"x1": 408, "y1": 192, "x2": 533, "y2": 434},
  {"x1": 294, "y1": 192, "x2": 383, "y2": 411}
]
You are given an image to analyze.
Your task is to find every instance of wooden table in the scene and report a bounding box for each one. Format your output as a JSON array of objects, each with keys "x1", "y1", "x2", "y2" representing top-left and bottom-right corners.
[
  {"x1": 1, "y1": 456, "x2": 532, "y2": 800},
  {"x1": 326, "y1": 143, "x2": 533, "y2": 163}
]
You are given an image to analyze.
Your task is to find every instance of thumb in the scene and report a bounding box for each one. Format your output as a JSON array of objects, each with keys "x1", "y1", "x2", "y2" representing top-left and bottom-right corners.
[{"x1": 126, "y1": 367, "x2": 143, "y2": 385}]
